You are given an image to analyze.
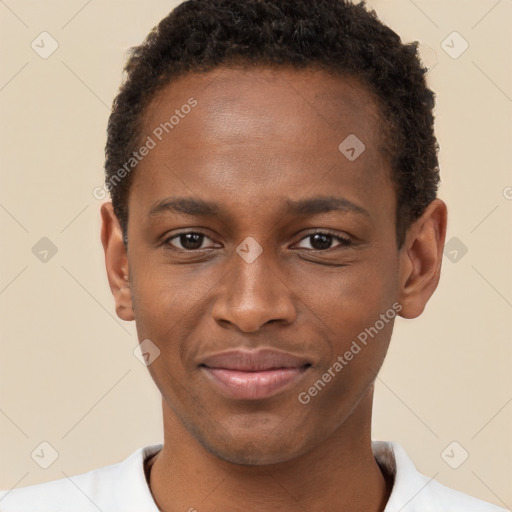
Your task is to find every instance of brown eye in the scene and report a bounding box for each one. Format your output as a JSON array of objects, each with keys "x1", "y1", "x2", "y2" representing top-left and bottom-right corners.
[
  {"x1": 165, "y1": 232, "x2": 216, "y2": 251},
  {"x1": 296, "y1": 232, "x2": 351, "y2": 251}
]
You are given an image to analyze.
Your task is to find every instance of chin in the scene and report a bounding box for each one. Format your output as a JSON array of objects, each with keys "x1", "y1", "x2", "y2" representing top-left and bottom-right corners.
[
  {"x1": 193, "y1": 421, "x2": 312, "y2": 467},
  {"x1": 205, "y1": 439, "x2": 303, "y2": 466},
  {"x1": 176, "y1": 400, "x2": 324, "y2": 466}
]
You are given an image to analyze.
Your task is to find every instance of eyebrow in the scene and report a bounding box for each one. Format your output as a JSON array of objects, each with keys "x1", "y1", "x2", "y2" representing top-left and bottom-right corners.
[{"x1": 148, "y1": 195, "x2": 370, "y2": 218}]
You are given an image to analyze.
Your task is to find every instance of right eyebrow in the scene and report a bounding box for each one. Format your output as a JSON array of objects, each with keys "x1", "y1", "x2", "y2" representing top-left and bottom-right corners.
[{"x1": 148, "y1": 197, "x2": 220, "y2": 218}]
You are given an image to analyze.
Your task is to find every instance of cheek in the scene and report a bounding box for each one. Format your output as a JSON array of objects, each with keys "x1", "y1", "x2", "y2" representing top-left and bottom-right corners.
[
  {"x1": 130, "y1": 261, "x2": 204, "y2": 331},
  {"x1": 340, "y1": 236, "x2": 399, "y2": 302},
  {"x1": 299, "y1": 245, "x2": 399, "y2": 387},
  {"x1": 129, "y1": 261, "x2": 219, "y2": 391},
  {"x1": 297, "y1": 312, "x2": 395, "y2": 425},
  {"x1": 129, "y1": 268, "x2": 198, "y2": 404},
  {"x1": 302, "y1": 248, "x2": 399, "y2": 339}
]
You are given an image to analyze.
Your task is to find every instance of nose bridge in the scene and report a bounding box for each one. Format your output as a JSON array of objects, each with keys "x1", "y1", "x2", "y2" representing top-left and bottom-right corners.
[
  {"x1": 233, "y1": 242, "x2": 275, "y2": 300},
  {"x1": 212, "y1": 238, "x2": 296, "y2": 332}
]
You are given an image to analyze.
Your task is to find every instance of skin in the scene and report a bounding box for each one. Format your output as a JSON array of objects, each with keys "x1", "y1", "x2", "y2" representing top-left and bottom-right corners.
[{"x1": 101, "y1": 66, "x2": 447, "y2": 512}]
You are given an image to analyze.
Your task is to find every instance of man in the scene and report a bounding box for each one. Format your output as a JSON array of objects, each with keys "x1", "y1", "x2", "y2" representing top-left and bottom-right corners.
[{"x1": 0, "y1": 0, "x2": 506, "y2": 511}]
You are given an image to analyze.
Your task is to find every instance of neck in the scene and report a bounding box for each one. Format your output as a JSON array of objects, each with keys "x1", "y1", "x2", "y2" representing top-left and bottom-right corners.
[{"x1": 148, "y1": 390, "x2": 392, "y2": 512}]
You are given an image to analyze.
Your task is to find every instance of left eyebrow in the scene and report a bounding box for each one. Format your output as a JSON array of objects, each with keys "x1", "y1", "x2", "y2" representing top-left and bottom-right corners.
[{"x1": 284, "y1": 196, "x2": 370, "y2": 217}]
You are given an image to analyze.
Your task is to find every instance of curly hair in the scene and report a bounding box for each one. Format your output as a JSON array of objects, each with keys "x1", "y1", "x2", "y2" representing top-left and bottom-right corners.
[{"x1": 105, "y1": 0, "x2": 440, "y2": 248}]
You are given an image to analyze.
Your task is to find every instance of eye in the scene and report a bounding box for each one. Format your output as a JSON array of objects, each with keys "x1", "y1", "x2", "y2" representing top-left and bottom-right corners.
[
  {"x1": 295, "y1": 232, "x2": 352, "y2": 251},
  {"x1": 165, "y1": 232, "x2": 218, "y2": 251}
]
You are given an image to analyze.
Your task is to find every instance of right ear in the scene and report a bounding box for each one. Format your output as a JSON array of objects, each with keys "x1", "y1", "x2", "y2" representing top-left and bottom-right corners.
[{"x1": 100, "y1": 202, "x2": 134, "y2": 321}]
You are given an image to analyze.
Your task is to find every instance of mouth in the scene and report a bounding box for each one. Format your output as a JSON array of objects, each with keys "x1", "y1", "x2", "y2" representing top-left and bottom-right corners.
[{"x1": 199, "y1": 349, "x2": 312, "y2": 400}]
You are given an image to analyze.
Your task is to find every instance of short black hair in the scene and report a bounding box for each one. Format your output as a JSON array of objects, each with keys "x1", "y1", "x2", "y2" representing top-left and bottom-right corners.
[{"x1": 105, "y1": 0, "x2": 440, "y2": 247}]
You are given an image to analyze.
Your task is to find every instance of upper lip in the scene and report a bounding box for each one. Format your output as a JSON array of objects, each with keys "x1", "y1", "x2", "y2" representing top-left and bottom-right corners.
[{"x1": 200, "y1": 349, "x2": 311, "y2": 371}]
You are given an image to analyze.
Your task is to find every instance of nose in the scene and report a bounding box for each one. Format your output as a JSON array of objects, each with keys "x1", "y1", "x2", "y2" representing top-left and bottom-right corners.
[{"x1": 211, "y1": 247, "x2": 297, "y2": 333}]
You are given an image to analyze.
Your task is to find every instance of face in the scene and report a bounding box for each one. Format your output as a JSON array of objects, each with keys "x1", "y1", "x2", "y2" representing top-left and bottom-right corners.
[{"x1": 102, "y1": 66, "x2": 440, "y2": 466}]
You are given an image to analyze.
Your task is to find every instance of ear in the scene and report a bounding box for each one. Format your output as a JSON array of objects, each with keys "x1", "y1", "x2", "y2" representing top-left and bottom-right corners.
[
  {"x1": 100, "y1": 202, "x2": 134, "y2": 321},
  {"x1": 397, "y1": 199, "x2": 447, "y2": 319}
]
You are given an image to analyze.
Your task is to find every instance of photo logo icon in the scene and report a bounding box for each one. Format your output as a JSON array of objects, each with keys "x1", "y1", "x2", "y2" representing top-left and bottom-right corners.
[
  {"x1": 32, "y1": 237, "x2": 58, "y2": 263},
  {"x1": 338, "y1": 134, "x2": 366, "y2": 161},
  {"x1": 134, "y1": 339, "x2": 161, "y2": 366},
  {"x1": 444, "y1": 236, "x2": 468, "y2": 263},
  {"x1": 441, "y1": 31, "x2": 469, "y2": 60},
  {"x1": 441, "y1": 441, "x2": 469, "y2": 469},
  {"x1": 31, "y1": 32, "x2": 59, "y2": 59},
  {"x1": 31, "y1": 441, "x2": 59, "y2": 469},
  {"x1": 236, "y1": 236, "x2": 263, "y2": 264}
]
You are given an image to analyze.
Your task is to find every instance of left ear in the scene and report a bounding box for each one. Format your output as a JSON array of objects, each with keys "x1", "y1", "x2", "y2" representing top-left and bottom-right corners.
[{"x1": 397, "y1": 199, "x2": 447, "y2": 319}]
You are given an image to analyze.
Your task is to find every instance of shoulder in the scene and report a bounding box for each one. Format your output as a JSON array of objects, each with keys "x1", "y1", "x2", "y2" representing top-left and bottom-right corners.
[
  {"x1": 0, "y1": 444, "x2": 162, "y2": 512},
  {"x1": 413, "y1": 476, "x2": 507, "y2": 511},
  {"x1": 373, "y1": 441, "x2": 508, "y2": 512}
]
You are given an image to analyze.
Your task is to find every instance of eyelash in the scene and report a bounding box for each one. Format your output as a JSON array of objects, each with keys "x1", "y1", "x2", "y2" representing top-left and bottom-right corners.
[{"x1": 163, "y1": 231, "x2": 352, "y2": 252}]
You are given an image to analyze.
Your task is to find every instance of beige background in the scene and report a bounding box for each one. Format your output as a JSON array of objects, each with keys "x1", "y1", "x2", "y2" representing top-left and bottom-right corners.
[{"x1": 0, "y1": 0, "x2": 511, "y2": 508}]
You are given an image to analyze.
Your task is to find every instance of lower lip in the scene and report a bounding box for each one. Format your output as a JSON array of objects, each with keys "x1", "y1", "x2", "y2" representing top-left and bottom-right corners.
[{"x1": 201, "y1": 367, "x2": 308, "y2": 400}]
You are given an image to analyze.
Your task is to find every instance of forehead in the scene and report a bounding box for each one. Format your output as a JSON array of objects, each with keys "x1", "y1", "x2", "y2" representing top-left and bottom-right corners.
[
  {"x1": 144, "y1": 65, "x2": 385, "y2": 149},
  {"x1": 129, "y1": 65, "x2": 393, "y2": 217}
]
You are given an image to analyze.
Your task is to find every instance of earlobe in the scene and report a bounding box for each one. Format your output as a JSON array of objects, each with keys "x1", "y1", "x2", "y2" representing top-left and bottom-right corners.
[
  {"x1": 100, "y1": 202, "x2": 135, "y2": 322},
  {"x1": 397, "y1": 199, "x2": 447, "y2": 319}
]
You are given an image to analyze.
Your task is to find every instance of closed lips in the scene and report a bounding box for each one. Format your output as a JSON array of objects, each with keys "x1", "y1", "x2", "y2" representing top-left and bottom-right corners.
[
  {"x1": 199, "y1": 349, "x2": 312, "y2": 371},
  {"x1": 199, "y1": 349, "x2": 312, "y2": 400}
]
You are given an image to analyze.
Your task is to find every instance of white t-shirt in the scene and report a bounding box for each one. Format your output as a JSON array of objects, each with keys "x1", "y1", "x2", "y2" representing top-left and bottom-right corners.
[{"x1": 0, "y1": 441, "x2": 506, "y2": 511}]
